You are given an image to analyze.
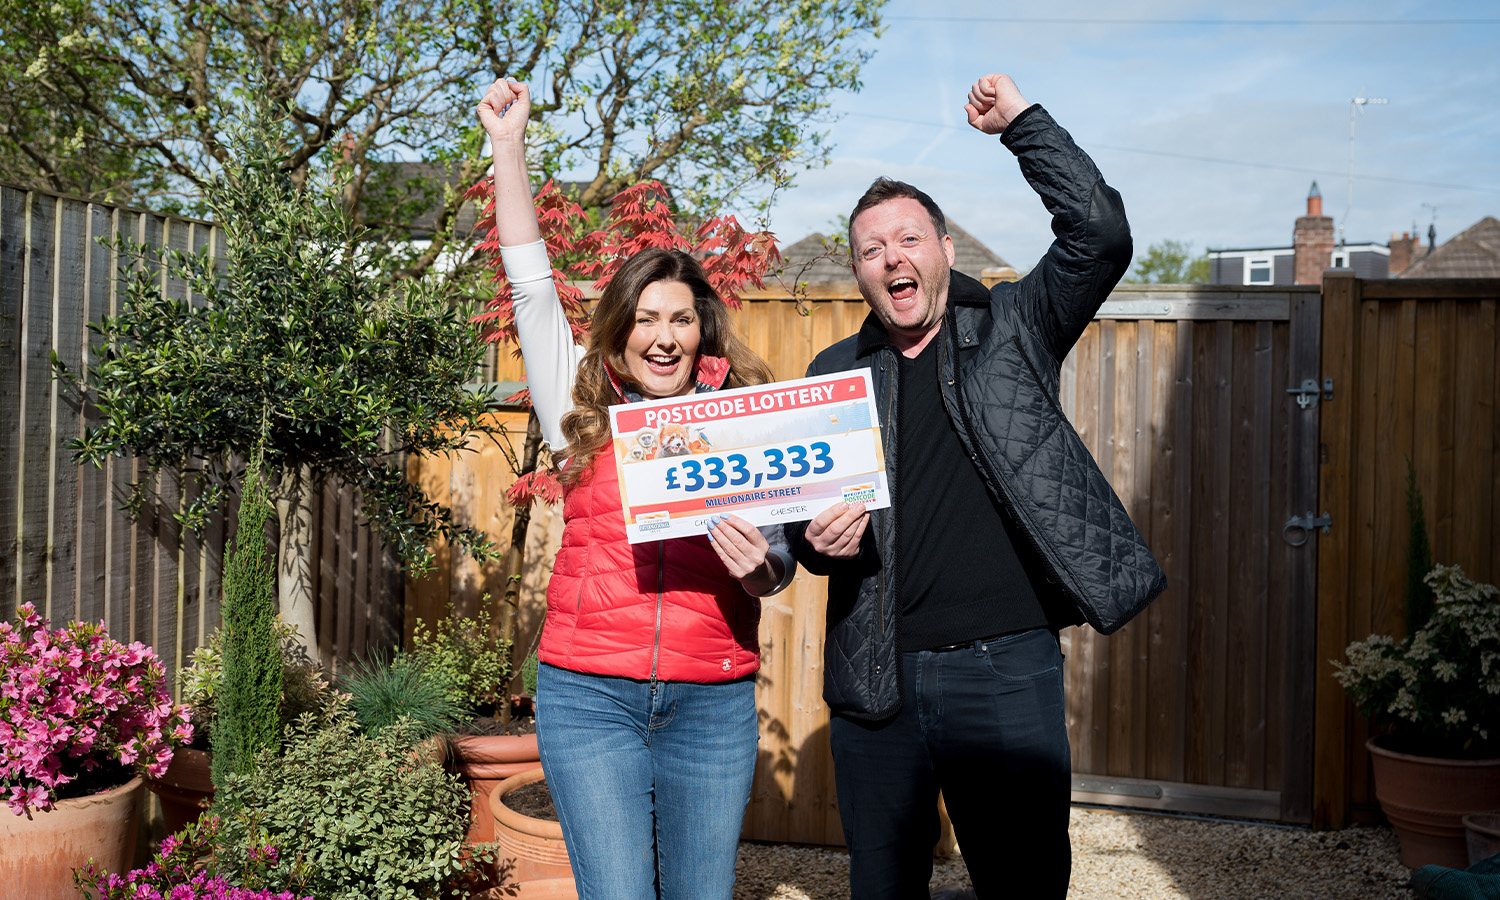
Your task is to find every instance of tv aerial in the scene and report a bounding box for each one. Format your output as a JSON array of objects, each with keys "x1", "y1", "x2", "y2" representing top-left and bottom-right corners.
[{"x1": 1343, "y1": 91, "x2": 1388, "y2": 246}]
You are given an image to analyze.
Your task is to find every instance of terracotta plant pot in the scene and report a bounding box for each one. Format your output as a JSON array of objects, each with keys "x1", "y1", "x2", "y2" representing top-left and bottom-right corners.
[
  {"x1": 490, "y1": 768, "x2": 572, "y2": 883},
  {"x1": 1367, "y1": 736, "x2": 1500, "y2": 868},
  {"x1": 479, "y1": 877, "x2": 577, "y2": 900},
  {"x1": 0, "y1": 775, "x2": 146, "y2": 900},
  {"x1": 1464, "y1": 812, "x2": 1500, "y2": 866},
  {"x1": 451, "y1": 733, "x2": 541, "y2": 843},
  {"x1": 146, "y1": 746, "x2": 215, "y2": 835}
]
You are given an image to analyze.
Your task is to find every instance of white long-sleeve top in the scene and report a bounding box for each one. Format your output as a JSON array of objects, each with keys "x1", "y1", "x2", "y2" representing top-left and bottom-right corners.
[{"x1": 498, "y1": 239, "x2": 794, "y2": 595}]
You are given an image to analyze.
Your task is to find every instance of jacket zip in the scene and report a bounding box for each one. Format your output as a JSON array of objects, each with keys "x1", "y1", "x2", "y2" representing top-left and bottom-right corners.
[
  {"x1": 649, "y1": 540, "x2": 665, "y2": 682},
  {"x1": 878, "y1": 351, "x2": 899, "y2": 641}
]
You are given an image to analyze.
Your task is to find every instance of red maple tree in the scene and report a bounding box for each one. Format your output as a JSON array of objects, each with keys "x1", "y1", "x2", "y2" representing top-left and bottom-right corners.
[{"x1": 466, "y1": 177, "x2": 782, "y2": 508}]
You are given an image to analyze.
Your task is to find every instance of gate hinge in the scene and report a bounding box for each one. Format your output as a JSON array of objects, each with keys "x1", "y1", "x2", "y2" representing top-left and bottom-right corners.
[
  {"x1": 1287, "y1": 378, "x2": 1333, "y2": 409},
  {"x1": 1283, "y1": 512, "x2": 1332, "y2": 547}
]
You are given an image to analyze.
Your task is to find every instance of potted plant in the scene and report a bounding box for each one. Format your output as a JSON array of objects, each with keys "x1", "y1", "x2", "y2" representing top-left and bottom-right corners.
[
  {"x1": 1334, "y1": 564, "x2": 1500, "y2": 868},
  {"x1": 208, "y1": 696, "x2": 500, "y2": 898},
  {"x1": 338, "y1": 649, "x2": 466, "y2": 741},
  {"x1": 408, "y1": 603, "x2": 540, "y2": 844},
  {"x1": 490, "y1": 768, "x2": 571, "y2": 884},
  {"x1": 0, "y1": 603, "x2": 192, "y2": 900}
]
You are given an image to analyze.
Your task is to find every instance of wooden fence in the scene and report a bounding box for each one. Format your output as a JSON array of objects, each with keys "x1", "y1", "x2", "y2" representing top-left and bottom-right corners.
[
  {"x1": 437, "y1": 280, "x2": 1330, "y2": 838},
  {"x1": 459, "y1": 274, "x2": 1500, "y2": 834},
  {"x1": 1314, "y1": 273, "x2": 1500, "y2": 827},
  {"x1": 0, "y1": 184, "x2": 398, "y2": 687},
  {"x1": 9, "y1": 177, "x2": 1500, "y2": 836}
]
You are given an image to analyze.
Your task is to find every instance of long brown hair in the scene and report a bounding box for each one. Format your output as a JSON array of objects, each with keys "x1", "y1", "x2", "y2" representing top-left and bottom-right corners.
[{"x1": 557, "y1": 248, "x2": 774, "y2": 483}]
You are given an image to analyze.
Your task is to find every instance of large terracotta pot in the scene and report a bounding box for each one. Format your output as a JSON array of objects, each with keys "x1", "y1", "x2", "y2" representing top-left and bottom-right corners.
[
  {"x1": 451, "y1": 733, "x2": 541, "y2": 843},
  {"x1": 1367, "y1": 736, "x2": 1500, "y2": 868},
  {"x1": 481, "y1": 877, "x2": 579, "y2": 899},
  {"x1": 0, "y1": 775, "x2": 146, "y2": 900},
  {"x1": 490, "y1": 768, "x2": 573, "y2": 883},
  {"x1": 1465, "y1": 812, "x2": 1500, "y2": 866},
  {"x1": 146, "y1": 746, "x2": 215, "y2": 835}
]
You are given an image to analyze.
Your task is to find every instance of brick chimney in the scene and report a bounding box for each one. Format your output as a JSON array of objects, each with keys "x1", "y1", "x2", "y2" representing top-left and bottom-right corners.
[
  {"x1": 1293, "y1": 181, "x2": 1335, "y2": 285},
  {"x1": 1388, "y1": 231, "x2": 1419, "y2": 277}
]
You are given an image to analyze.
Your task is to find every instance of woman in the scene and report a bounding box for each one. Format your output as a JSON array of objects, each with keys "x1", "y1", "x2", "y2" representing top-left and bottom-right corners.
[{"x1": 477, "y1": 78, "x2": 793, "y2": 900}]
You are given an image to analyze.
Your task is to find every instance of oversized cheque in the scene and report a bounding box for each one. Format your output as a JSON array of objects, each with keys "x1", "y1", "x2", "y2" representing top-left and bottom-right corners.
[{"x1": 609, "y1": 370, "x2": 891, "y2": 543}]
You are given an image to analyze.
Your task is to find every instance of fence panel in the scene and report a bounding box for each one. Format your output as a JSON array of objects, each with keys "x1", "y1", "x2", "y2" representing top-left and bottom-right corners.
[
  {"x1": 0, "y1": 184, "x2": 398, "y2": 686},
  {"x1": 1313, "y1": 274, "x2": 1500, "y2": 826}
]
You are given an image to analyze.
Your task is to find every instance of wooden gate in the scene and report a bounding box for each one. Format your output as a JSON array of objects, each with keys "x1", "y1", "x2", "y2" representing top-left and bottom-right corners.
[
  {"x1": 1313, "y1": 273, "x2": 1500, "y2": 827},
  {"x1": 1054, "y1": 285, "x2": 1323, "y2": 824}
]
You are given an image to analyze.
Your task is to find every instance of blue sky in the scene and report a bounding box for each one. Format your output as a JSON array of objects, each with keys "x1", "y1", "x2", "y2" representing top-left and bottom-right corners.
[{"x1": 761, "y1": 0, "x2": 1500, "y2": 273}]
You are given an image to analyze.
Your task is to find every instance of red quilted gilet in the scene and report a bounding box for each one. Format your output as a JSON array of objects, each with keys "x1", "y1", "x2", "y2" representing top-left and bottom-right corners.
[{"x1": 538, "y1": 450, "x2": 761, "y2": 682}]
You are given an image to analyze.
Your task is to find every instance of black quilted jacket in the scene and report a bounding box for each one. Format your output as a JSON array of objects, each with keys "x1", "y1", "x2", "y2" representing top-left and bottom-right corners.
[{"x1": 786, "y1": 105, "x2": 1168, "y2": 720}]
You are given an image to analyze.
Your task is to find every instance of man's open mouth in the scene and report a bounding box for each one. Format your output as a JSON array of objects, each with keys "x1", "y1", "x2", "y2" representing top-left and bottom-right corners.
[{"x1": 888, "y1": 278, "x2": 918, "y2": 301}]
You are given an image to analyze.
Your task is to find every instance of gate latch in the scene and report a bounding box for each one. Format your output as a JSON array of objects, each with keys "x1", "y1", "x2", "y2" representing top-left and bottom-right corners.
[
  {"x1": 1286, "y1": 378, "x2": 1329, "y2": 409},
  {"x1": 1283, "y1": 512, "x2": 1332, "y2": 547}
]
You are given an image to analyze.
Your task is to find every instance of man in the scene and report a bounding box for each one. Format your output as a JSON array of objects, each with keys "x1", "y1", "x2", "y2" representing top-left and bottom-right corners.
[{"x1": 786, "y1": 73, "x2": 1167, "y2": 898}]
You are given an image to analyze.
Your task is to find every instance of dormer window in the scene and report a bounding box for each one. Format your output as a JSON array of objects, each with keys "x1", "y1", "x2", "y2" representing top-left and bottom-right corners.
[{"x1": 1245, "y1": 255, "x2": 1273, "y2": 284}]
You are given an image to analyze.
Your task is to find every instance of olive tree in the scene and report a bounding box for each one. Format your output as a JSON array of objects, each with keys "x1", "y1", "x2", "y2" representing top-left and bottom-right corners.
[{"x1": 67, "y1": 107, "x2": 500, "y2": 654}]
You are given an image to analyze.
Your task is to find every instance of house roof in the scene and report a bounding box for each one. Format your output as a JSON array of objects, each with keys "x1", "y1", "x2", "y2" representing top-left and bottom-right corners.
[
  {"x1": 369, "y1": 159, "x2": 606, "y2": 240},
  {"x1": 1399, "y1": 216, "x2": 1500, "y2": 279},
  {"x1": 775, "y1": 219, "x2": 1012, "y2": 284},
  {"x1": 362, "y1": 160, "x2": 485, "y2": 239},
  {"x1": 1208, "y1": 241, "x2": 1389, "y2": 257}
]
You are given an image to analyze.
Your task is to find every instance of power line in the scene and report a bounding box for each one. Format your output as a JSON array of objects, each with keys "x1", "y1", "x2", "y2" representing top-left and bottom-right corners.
[
  {"x1": 884, "y1": 16, "x2": 1500, "y2": 26},
  {"x1": 840, "y1": 111, "x2": 1500, "y2": 195}
]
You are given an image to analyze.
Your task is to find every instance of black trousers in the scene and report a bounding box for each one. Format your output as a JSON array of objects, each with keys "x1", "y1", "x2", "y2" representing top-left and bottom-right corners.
[{"x1": 829, "y1": 628, "x2": 1072, "y2": 900}]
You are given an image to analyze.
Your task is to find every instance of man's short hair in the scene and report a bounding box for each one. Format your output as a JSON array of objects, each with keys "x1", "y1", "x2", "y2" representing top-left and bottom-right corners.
[{"x1": 848, "y1": 178, "x2": 948, "y2": 249}]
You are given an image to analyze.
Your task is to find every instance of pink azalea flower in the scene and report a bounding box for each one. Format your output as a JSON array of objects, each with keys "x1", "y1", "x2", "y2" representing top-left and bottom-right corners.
[{"x1": 3, "y1": 605, "x2": 189, "y2": 816}]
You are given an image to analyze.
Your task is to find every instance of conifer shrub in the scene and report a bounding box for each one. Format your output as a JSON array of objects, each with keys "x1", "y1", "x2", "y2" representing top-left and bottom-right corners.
[{"x1": 212, "y1": 452, "x2": 283, "y2": 788}]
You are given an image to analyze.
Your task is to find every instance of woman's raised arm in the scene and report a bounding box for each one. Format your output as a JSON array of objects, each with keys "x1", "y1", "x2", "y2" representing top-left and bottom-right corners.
[
  {"x1": 477, "y1": 78, "x2": 582, "y2": 449},
  {"x1": 478, "y1": 78, "x2": 541, "y2": 247}
]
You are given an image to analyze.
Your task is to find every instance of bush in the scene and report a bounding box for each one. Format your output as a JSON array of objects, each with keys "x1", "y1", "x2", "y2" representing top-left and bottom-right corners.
[
  {"x1": 178, "y1": 620, "x2": 332, "y2": 750},
  {"x1": 1334, "y1": 564, "x2": 1500, "y2": 758},
  {"x1": 213, "y1": 700, "x2": 492, "y2": 900},
  {"x1": 212, "y1": 454, "x2": 282, "y2": 788},
  {"x1": 408, "y1": 602, "x2": 511, "y2": 717},
  {"x1": 520, "y1": 652, "x2": 539, "y2": 699},
  {"x1": 74, "y1": 814, "x2": 309, "y2": 900},
  {"x1": 339, "y1": 653, "x2": 465, "y2": 740}
]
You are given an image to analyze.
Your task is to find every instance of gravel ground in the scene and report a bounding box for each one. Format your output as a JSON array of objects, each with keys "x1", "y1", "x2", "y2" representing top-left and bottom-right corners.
[{"x1": 733, "y1": 807, "x2": 1415, "y2": 900}]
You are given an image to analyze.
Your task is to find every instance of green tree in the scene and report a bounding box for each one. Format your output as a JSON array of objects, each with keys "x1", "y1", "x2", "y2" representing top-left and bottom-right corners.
[
  {"x1": 68, "y1": 104, "x2": 500, "y2": 653},
  {"x1": 1126, "y1": 239, "x2": 1210, "y2": 284},
  {"x1": 1, "y1": 0, "x2": 883, "y2": 282},
  {"x1": 211, "y1": 449, "x2": 282, "y2": 787}
]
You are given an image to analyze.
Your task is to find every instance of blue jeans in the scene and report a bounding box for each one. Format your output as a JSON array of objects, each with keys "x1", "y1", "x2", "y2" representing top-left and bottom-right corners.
[
  {"x1": 535, "y1": 663, "x2": 758, "y2": 900},
  {"x1": 829, "y1": 627, "x2": 1072, "y2": 900}
]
